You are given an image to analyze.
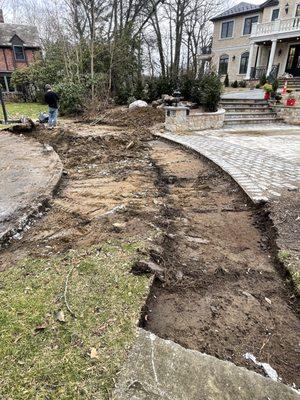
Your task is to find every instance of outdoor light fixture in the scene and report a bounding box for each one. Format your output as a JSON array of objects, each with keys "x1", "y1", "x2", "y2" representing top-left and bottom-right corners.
[
  {"x1": 173, "y1": 89, "x2": 181, "y2": 107},
  {"x1": 285, "y1": 3, "x2": 289, "y2": 14},
  {"x1": 232, "y1": 55, "x2": 236, "y2": 61},
  {"x1": 278, "y1": 49, "x2": 282, "y2": 56}
]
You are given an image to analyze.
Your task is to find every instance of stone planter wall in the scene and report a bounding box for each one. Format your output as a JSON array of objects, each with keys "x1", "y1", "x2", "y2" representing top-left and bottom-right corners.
[
  {"x1": 165, "y1": 106, "x2": 225, "y2": 133},
  {"x1": 273, "y1": 105, "x2": 300, "y2": 125}
]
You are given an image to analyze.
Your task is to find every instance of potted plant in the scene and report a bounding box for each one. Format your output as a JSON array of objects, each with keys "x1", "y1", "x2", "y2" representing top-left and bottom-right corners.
[
  {"x1": 275, "y1": 94, "x2": 282, "y2": 104},
  {"x1": 286, "y1": 90, "x2": 296, "y2": 106},
  {"x1": 263, "y1": 83, "x2": 273, "y2": 100}
]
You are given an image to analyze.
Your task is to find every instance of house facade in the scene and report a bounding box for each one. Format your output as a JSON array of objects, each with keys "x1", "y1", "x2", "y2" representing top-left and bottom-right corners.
[
  {"x1": 211, "y1": 0, "x2": 300, "y2": 82},
  {"x1": 0, "y1": 9, "x2": 41, "y2": 93}
]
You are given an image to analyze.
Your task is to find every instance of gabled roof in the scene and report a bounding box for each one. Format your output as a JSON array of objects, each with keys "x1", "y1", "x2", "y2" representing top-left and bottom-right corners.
[
  {"x1": 260, "y1": 0, "x2": 279, "y2": 7},
  {"x1": 211, "y1": 2, "x2": 261, "y2": 22},
  {"x1": 0, "y1": 23, "x2": 40, "y2": 48},
  {"x1": 211, "y1": 0, "x2": 280, "y2": 22}
]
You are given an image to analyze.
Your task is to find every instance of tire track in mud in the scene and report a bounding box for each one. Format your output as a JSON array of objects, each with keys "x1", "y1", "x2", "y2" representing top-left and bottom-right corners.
[{"x1": 143, "y1": 140, "x2": 300, "y2": 388}]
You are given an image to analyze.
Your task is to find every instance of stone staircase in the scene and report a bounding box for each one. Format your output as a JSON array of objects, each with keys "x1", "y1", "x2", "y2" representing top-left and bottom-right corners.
[
  {"x1": 278, "y1": 77, "x2": 300, "y2": 91},
  {"x1": 220, "y1": 99, "x2": 283, "y2": 126}
]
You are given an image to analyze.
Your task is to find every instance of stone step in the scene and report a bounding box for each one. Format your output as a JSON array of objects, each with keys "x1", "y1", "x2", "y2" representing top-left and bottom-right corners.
[
  {"x1": 279, "y1": 83, "x2": 300, "y2": 87},
  {"x1": 220, "y1": 103, "x2": 269, "y2": 108},
  {"x1": 220, "y1": 99, "x2": 268, "y2": 104},
  {"x1": 224, "y1": 118, "x2": 283, "y2": 126},
  {"x1": 221, "y1": 105, "x2": 270, "y2": 110},
  {"x1": 220, "y1": 104, "x2": 270, "y2": 109},
  {"x1": 278, "y1": 78, "x2": 300, "y2": 81},
  {"x1": 225, "y1": 112, "x2": 278, "y2": 119},
  {"x1": 224, "y1": 105, "x2": 272, "y2": 113}
]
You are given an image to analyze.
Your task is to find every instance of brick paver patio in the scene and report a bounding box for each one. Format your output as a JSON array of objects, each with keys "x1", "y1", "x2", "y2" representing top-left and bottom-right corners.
[{"x1": 156, "y1": 127, "x2": 300, "y2": 203}]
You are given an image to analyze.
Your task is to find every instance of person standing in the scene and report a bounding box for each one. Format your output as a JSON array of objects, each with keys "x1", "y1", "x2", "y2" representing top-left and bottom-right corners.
[{"x1": 44, "y1": 84, "x2": 60, "y2": 129}]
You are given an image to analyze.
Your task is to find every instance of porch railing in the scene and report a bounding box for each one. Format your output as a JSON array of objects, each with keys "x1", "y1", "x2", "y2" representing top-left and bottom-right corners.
[
  {"x1": 250, "y1": 66, "x2": 267, "y2": 79},
  {"x1": 250, "y1": 64, "x2": 279, "y2": 80},
  {"x1": 251, "y1": 17, "x2": 300, "y2": 37}
]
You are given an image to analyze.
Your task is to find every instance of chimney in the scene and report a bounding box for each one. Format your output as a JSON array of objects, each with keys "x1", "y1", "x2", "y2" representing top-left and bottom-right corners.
[{"x1": 0, "y1": 10, "x2": 4, "y2": 23}]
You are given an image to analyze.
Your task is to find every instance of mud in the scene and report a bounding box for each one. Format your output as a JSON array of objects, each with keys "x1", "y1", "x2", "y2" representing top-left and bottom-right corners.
[
  {"x1": 1, "y1": 119, "x2": 299, "y2": 388},
  {"x1": 0, "y1": 123, "x2": 159, "y2": 268},
  {"x1": 143, "y1": 141, "x2": 300, "y2": 388}
]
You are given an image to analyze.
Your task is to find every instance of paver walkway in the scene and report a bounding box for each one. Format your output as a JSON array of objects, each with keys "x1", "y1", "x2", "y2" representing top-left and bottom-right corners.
[
  {"x1": 0, "y1": 132, "x2": 63, "y2": 244},
  {"x1": 222, "y1": 89, "x2": 264, "y2": 100},
  {"x1": 156, "y1": 127, "x2": 300, "y2": 203}
]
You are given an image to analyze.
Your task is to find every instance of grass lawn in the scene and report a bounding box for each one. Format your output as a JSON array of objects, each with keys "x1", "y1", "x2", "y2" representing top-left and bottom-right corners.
[
  {"x1": 0, "y1": 241, "x2": 150, "y2": 399},
  {"x1": 0, "y1": 102, "x2": 46, "y2": 130}
]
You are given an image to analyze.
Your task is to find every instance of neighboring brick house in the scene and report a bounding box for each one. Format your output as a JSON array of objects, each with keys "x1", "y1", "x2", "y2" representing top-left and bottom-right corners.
[
  {"x1": 0, "y1": 9, "x2": 41, "y2": 93},
  {"x1": 210, "y1": 0, "x2": 300, "y2": 82}
]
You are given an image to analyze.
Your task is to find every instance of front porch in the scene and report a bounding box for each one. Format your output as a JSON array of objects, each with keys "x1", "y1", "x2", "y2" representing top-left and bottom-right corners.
[{"x1": 246, "y1": 16, "x2": 300, "y2": 80}]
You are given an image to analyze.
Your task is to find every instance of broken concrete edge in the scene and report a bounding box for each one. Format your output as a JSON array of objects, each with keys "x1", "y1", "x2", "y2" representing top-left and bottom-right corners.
[
  {"x1": 0, "y1": 154, "x2": 63, "y2": 250},
  {"x1": 112, "y1": 328, "x2": 300, "y2": 400}
]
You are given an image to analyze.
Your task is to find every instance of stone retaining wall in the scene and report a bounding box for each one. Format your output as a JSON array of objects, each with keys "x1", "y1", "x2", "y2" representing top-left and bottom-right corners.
[
  {"x1": 165, "y1": 106, "x2": 225, "y2": 133},
  {"x1": 273, "y1": 105, "x2": 300, "y2": 125}
]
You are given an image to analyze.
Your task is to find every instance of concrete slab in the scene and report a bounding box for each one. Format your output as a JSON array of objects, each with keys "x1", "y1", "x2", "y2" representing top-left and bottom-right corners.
[
  {"x1": 0, "y1": 132, "x2": 63, "y2": 244},
  {"x1": 113, "y1": 329, "x2": 299, "y2": 400}
]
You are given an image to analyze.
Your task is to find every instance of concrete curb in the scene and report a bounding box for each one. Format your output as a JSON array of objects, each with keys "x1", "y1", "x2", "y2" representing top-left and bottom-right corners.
[
  {"x1": 0, "y1": 132, "x2": 63, "y2": 247},
  {"x1": 113, "y1": 329, "x2": 300, "y2": 400}
]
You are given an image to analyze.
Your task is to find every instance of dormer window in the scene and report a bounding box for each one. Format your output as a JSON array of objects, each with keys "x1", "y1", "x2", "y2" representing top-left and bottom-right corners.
[{"x1": 13, "y1": 45, "x2": 25, "y2": 61}]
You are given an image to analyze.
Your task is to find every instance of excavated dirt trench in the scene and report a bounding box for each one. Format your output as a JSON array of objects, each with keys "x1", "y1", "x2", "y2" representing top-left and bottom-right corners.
[
  {"x1": 143, "y1": 140, "x2": 300, "y2": 388},
  {"x1": 1, "y1": 121, "x2": 299, "y2": 388}
]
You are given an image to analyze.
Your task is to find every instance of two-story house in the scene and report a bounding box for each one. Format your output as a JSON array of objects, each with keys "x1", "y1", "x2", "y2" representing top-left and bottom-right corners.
[
  {"x1": 211, "y1": 0, "x2": 300, "y2": 82},
  {"x1": 0, "y1": 9, "x2": 41, "y2": 94}
]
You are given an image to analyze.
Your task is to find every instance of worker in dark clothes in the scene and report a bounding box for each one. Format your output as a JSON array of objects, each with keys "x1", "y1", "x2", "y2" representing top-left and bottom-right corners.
[{"x1": 44, "y1": 84, "x2": 60, "y2": 129}]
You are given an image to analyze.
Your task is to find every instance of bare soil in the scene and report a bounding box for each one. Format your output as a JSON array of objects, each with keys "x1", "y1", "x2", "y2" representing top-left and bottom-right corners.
[
  {"x1": 143, "y1": 141, "x2": 300, "y2": 387},
  {"x1": 1, "y1": 112, "x2": 299, "y2": 388},
  {"x1": 0, "y1": 121, "x2": 159, "y2": 268}
]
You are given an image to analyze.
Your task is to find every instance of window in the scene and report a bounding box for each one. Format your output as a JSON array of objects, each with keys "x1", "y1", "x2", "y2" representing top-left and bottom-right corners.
[
  {"x1": 287, "y1": 47, "x2": 295, "y2": 69},
  {"x1": 239, "y1": 52, "x2": 249, "y2": 74},
  {"x1": 0, "y1": 76, "x2": 6, "y2": 91},
  {"x1": 243, "y1": 15, "x2": 259, "y2": 35},
  {"x1": 221, "y1": 21, "x2": 234, "y2": 38},
  {"x1": 13, "y1": 45, "x2": 25, "y2": 61},
  {"x1": 0, "y1": 75, "x2": 15, "y2": 92},
  {"x1": 6, "y1": 76, "x2": 15, "y2": 92},
  {"x1": 271, "y1": 8, "x2": 279, "y2": 21},
  {"x1": 219, "y1": 54, "x2": 229, "y2": 75}
]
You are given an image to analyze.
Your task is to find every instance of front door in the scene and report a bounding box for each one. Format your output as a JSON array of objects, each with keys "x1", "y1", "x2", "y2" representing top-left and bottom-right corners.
[{"x1": 286, "y1": 45, "x2": 300, "y2": 76}]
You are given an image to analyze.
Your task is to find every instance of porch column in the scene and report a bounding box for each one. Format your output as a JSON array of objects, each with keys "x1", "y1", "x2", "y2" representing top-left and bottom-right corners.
[
  {"x1": 245, "y1": 42, "x2": 256, "y2": 80},
  {"x1": 266, "y1": 39, "x2": 277, "y2": 76}
]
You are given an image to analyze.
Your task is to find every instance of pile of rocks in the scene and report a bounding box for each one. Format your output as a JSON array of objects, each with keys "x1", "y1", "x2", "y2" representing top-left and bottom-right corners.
[
  {"x1": 152, "y1": 94, "x2": 197, "y2": 109},
  {"x1": 129, "y1": 95, "x2": 198, "y2": 110}
]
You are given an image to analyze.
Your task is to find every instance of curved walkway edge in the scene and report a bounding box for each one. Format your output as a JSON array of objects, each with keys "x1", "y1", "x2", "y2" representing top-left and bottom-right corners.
[
  {"x1": 0, "y1": 132, "x2": 63, "y2": 246},
  {"x1": 155, "y1": 131, "x2": 300, "y2": 204}
]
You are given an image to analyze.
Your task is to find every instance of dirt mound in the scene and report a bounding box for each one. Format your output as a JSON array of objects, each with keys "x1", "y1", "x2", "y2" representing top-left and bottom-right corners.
[{"x1": 88, "y1": 106, "x2": 165, "y2": 128}]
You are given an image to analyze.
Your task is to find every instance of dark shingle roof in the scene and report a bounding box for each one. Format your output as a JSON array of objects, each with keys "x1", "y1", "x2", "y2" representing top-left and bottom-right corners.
[
  {"x1": 260, "y1": 0, "x2": 279, "y2": 7},
  {"x1": 211, "y1": 2, "x2": 261, "y2": 22},
  {"x1": 0, "y1": 23, "x2": 40, "y2": 48}
]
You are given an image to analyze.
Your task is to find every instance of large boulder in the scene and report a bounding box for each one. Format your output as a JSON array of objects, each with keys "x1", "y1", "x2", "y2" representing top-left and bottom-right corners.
[{"x1": 129, "y1": 100, "x2": 148, "y2": 109}]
